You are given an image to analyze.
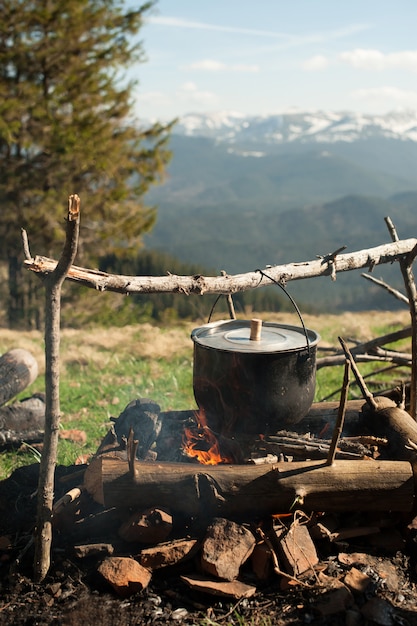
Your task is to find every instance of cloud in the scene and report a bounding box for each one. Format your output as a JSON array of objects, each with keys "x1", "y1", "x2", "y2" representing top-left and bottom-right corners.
[
  {"x1": 146, "y1": 15, "x2": 370, "y2": 46},
  {"x1": 339, "y1": 49, "x2": 417, "y2": 71},
  {"x1": 146, "y1": 15, "x2": 291, "y2": 39},
  {"x1": 187, "y1": 59, "x2": 259, "y2": 72},
  {"x1": 302, "y1": 55, "x2": 330, "y2": 71},
  {"x1": 177, "y1": 81, "x2": 219, "y2": 105},
  {"x1": 352, "y1": 86, "x2": 417, "y2": 105}
]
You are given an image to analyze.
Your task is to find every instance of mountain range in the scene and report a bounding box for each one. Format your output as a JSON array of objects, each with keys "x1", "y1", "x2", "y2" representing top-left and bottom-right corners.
[{"x1": 144, "y1": 110, "x2": 417, "y2": 312}]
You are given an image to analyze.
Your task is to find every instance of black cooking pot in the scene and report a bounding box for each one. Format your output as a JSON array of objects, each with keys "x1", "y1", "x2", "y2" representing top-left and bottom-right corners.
[{"x1": 191, "y1": 318, "x2": 320, "y2": 435}]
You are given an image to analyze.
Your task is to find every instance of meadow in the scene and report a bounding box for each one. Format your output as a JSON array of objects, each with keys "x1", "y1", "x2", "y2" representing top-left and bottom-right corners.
[{"x1": 0, "y1": 309, "x2": 411, "y2": 479}]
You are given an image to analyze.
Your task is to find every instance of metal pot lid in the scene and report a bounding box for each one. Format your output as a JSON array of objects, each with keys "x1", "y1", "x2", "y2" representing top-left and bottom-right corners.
[{"x1": 191, "y1": 319, "x2": 320, "y2": 354}]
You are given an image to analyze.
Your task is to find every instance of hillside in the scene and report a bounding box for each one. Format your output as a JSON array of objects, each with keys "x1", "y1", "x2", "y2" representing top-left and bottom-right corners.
[{"x1": 143, "y1": 111, "x2": 417, "y2": 313}]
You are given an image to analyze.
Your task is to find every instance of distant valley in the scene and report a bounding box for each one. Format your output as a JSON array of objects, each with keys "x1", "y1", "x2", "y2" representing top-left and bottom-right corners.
[{"x1": 144, "y1": 110, "x2": 417, "y2": 312}]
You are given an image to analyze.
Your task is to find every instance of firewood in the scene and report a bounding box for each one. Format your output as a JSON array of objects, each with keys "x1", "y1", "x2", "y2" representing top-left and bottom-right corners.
[
  {"x1": 0, "y1": 394, "x2": 45, "y2": 440},
  {"x1": 83, "y1": 455, "x2": 415, "y2": 517},
  {"x1": 0, "y1": 349, "x2": 39, "y2": 406}
]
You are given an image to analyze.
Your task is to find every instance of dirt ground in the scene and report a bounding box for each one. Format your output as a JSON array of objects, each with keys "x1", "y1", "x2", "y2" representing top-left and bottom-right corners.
[{"x1": 1, "y1": 463, "x2": 417, "y2": 626}]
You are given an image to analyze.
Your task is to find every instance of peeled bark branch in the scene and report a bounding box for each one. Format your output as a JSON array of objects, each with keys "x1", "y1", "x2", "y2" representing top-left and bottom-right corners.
[{"x1": 24, "y1": 238, "x2": 417, "y2": 296}]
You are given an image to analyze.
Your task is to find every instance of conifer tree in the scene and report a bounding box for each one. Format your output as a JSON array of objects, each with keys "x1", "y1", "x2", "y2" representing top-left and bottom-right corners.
[{"x1": 0, "y1": 0, "x2": 172, "y2": 327}]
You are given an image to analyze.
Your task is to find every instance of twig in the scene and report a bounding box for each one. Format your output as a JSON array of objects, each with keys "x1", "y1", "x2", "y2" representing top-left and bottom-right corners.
[
  {"x1": 326, "y1": 360, "x2": 350, "y2": 465},
  {"x1": 361, "y1": 273, "x2": 409, "y2": 305},
  {"x1": 338, "y1": 337, "x2": 378, "y2": 411},
  {"x1": 256, "y1": 527, "x2": 313, "y2": 588}
]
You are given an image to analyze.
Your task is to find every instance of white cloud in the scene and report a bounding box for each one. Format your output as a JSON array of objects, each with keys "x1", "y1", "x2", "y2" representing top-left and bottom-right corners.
[
  {"x1": 187, "y1": 59, "x2": 259, "y2": 72},
  {"x1": 352, "y1": 86, "x2": 417, "y2": 105},
  {"x1": 340, "y1": 49, "x2": 417, "y2": 71},
  {"x1": 302, "y1": 55, "x2": 330, "y2": 71},
  {"x1": 146, "y1": 15, "x2": 291, "y2": 39},
  {"x1": 177, "y1": 81, "x2": 219, "y2": 105},
  {"x1": 146, "y1": 15, "x2": 370, "y2": 46}
]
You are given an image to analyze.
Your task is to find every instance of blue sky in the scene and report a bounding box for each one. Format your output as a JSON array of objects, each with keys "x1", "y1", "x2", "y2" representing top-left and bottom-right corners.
[{"x1": 131, "y1": 0, "x2": 417, "y2": 121}]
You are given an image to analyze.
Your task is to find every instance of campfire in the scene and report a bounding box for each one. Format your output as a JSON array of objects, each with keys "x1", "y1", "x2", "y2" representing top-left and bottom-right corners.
[{"x1": 182, "y1": 409, "x2": 236, "y2": 465}]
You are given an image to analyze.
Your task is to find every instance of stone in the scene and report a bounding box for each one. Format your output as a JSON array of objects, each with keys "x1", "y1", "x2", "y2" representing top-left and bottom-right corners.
[
  {"x1": 274, "y1": 520, "x2": 319, "y2": 577},
  {"x1": 200, "y1": 517, "x2": 256, "y2": 581},
  {"x1": 138, "y1": 538, "x2": 200, "y2": 569},
  {"x1": 97, "y1": 556, "x2": 151, "y2": 597},
  {"x1": 118, "y1": 507, "x2": 172, "y2": 544},
  {"x1": 343, "y1": 567, "x2": 372, "y2": 593},
  {"x1": 181, "y1": 574, "x2": 256, "y2": 599}
]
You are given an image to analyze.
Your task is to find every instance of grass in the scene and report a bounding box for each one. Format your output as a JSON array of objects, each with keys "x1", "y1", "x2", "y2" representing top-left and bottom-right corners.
[{"x1": 0, "y1": 309, "x2": 411, "y2": 479}]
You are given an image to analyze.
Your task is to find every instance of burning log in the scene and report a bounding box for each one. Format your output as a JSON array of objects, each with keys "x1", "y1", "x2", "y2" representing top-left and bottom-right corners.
[{"x1": 83, "y1": 455, "x2": 415, "y2": 518}]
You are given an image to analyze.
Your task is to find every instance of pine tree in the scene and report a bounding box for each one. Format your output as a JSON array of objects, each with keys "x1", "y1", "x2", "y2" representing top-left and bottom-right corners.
[{"x1": 0, "y1": 0, "x2": 172, "y2": 327}]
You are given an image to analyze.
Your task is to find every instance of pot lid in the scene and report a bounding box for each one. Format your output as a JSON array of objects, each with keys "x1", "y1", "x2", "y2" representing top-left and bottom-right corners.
[{"x1": 191, "y1": 319, "x2": 320, "y2": 354}]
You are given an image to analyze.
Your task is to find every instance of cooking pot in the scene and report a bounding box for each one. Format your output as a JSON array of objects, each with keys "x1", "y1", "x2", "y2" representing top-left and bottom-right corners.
[{"x1": 191, "y1": 317, "x2": 320, "y2": 436}]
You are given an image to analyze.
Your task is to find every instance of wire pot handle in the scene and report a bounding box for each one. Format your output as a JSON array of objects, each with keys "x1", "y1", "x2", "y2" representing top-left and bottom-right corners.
[
  {"x1": 207, "y1": 269, "x2": 311, "y2": 356},
  {"x1": 256, "y1": 269, "x2": 311, "y2": 356}
]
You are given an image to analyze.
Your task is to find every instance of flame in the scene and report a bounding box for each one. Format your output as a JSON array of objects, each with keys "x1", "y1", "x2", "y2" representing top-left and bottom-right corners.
[{"x1": 182, "y1": 409, "x2": 234, "y2": 465}]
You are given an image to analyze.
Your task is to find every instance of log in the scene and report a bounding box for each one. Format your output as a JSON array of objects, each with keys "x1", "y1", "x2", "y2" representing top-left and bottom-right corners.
[
  {"x1": 361, "y1": 396, "x2": 417, "y2": 460},
  {"x1": 0, "y1": 349, "x2": 39, "y2": 406},
  {"x1": 83, "y1": 455, "x2": 415, "y2": 518},
  {"x1": 0, "y1": 394, "x2": 45, "y2": 448}
]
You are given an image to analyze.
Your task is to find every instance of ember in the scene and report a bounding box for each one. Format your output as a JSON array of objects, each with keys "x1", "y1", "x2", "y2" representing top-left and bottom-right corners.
[{"x1": 182, "y1": 409, "x2": 235, "y2": 465}]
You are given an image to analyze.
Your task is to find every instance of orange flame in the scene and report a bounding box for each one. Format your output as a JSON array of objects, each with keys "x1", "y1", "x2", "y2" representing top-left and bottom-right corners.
[{"x1": 182, "y1": 409, "x2": 234, "y2": 465}]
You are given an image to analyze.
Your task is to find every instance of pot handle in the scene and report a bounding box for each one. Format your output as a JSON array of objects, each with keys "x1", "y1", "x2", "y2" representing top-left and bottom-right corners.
[{"x1": 256, "y1": 269, "x2": 311, "y2": 357}]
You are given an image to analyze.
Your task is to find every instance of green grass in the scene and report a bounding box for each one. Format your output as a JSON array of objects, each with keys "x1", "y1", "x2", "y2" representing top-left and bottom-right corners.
[{"x1": 0, "y1": 310, "x2": 411, "y2": 479}]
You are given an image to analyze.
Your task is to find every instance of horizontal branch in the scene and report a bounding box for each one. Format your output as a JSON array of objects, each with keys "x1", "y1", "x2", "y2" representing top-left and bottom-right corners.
[{"x1": 24, "y1": 238, "x2": 417, "y2": 297}]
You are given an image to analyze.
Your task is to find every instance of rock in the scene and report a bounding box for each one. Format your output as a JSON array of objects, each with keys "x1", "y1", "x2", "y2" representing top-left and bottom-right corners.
[
  {"x1": 200, "y1": 517, "x2": 256, "y2": 581},
  {"x1": 251, "y1": 540, "x2": 274, "y2": 581},
  {"x1": 343, "y1": 567, "x2": 372, "y2": 593},
  {"x1": 361, "y1": 597, "x2": 396, "y2": 626},
  {"x1": 138, "y1": 538, "x2": 200, "y2": 569},
  {"x1": 181, "y1": 574, "x2": 256, "y2": 599},
  {"x1": 314, "y1": 572, "x2": 354, "y2": 616},
  {"x1": 97, "y1": 556, "x2": 151, "y2": 597},
  {"x1": 118, "y1": 507, "x2": 172, "y2": 544},
  {"x1": 274, "y1": 520, "x2": 319, "y2": 577}
]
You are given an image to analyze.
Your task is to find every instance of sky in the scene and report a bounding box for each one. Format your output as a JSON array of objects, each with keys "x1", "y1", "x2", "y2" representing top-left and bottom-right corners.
[{"x1": 129, "y1": 0, "x2": 417, "y2": 122}]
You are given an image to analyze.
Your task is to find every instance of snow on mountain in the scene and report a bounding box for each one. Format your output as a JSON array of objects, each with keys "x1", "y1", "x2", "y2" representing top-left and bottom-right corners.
[{"x1": 175, "y1": 110, "x2": 417, "y2": 144}]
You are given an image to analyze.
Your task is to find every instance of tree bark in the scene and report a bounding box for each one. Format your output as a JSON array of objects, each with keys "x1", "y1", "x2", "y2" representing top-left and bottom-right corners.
[
  {"x1": 0, "y1": 348, "x2": 39, "y2": 406},
  {"x1": 24, "y1": 238, "x2": 417, "y2": 296},
  {"x1": 83, "y1": 455, "x2": 415, "y2": 518},
  {"x1": 31, "y1": 195, "x2": 80, "y2": 582}
]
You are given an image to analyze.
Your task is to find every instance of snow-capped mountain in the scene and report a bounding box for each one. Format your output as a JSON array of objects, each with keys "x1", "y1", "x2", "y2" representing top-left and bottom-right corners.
[{"x1": 175, "y1": 110, "x2": 417, "y2": 144}]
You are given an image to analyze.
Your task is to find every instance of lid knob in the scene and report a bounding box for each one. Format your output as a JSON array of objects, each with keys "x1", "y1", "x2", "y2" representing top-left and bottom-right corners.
[{"x1": 250, "y1": 318, "x2": 262, "y2": 341}]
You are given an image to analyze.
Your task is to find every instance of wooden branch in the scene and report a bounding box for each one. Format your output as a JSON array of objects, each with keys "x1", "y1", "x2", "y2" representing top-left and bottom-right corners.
[
  {"x1": 23, "y1": 238, "x2": 417, "y2": 296},
  {"x1": 317, "y1": 326, "x2": 413, "y2": 369},
  {"x1": 361, "y1": 273, "x2": 409, "y2": 305},
  {"x1": 326, "y1": 360, "x2": 350, "y2": 465},
  {"x1": 33, "y1": 195, "x2": 80, "y2": 583},
  {"x1": 385, "y1": 217, "x2": 417, "y2": 419},
  {"x1": 83, "y1": 455, "x2": 415, "y2": 516},
  {"x1": 339, "y1": 337, "x2": 378, "y2": 411}
]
